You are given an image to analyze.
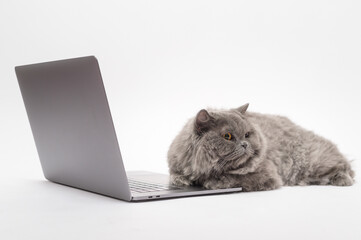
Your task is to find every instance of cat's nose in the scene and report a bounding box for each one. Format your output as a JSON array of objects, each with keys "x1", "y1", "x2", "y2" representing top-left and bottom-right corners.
[{"x1": 241, "y1": 141, "x2": 248, "y2": 149}]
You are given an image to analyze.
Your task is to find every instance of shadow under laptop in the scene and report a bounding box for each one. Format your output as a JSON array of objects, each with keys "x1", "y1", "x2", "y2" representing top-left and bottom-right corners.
[{"x1": 29, "y1": 179, "x2": 127, "y2": 204}]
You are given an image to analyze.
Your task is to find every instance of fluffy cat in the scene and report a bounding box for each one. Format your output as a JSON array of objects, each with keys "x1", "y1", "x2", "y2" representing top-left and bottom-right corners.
[{"x1": 167, "y1": 104, "x2": 354, "y2": 191}]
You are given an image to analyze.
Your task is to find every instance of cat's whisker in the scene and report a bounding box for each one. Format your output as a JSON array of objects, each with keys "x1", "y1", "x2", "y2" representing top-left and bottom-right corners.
[
  {"x1": 246, "y1": 148, "x2": 255, "y2": 156},
  {"x1": 211, "y1": 159, "x2": 225, "y2": 176},
  {"x1": 216, "y1": 157, "x2": 233, "y2": 174}
]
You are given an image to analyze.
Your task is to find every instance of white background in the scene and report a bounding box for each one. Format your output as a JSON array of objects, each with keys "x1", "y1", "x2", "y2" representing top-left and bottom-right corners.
[{"x1": 1, "y1": 1, "x2": 360, "y2": 239}]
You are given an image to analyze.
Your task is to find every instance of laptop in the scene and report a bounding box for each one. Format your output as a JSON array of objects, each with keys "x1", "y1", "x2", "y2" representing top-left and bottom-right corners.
[{"x1": 15, "y1": 56, "x2": 243, "y2": 202}]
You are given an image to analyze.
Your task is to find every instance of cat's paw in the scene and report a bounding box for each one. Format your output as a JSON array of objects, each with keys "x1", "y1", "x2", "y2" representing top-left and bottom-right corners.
[
  {"x1": 170, "y1": 174, "x2": 192, "y2": 187},
  {"x1": 262, "y1": 177, "x2": 282, "y2": 191},
  {"x1": 203, "y1": 176, "x2": 233, "y2": 190},
  {"x1": 241, "y1": 177, "x2": 282, "y2": 192},
  {"x1": 330, "y1": 173, "x2": 354, "y2": 186}
]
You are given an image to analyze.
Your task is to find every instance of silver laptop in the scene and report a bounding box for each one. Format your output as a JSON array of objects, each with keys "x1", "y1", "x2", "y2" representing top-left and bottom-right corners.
[{"x1": 15, "y1": 56, "x2": 242, "y2": 202}]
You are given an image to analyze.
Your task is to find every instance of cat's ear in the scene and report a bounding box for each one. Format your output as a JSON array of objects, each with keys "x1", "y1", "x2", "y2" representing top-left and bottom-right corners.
[
  {"x1": 195, "y1": 109, "x2": 212, "y2": 134},
  {"x1": 237, "y1": 103, "x2": 249, "y2": 114}
]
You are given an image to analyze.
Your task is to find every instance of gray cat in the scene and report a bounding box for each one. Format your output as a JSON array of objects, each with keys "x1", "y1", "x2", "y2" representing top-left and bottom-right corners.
[{"x1": 167, "y1": 104, "x2": 354, "y2": 191}]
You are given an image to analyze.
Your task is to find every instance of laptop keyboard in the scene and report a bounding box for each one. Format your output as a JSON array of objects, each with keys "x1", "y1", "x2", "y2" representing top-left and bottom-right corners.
[{"x1": 128, "y1": 178, "x2": 179, "y2": 193}]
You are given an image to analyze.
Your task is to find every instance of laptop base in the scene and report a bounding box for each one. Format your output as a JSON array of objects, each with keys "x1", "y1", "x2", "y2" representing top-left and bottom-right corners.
[{"x1": 128, "y1": 171, "x2": 243, "y2": 202}]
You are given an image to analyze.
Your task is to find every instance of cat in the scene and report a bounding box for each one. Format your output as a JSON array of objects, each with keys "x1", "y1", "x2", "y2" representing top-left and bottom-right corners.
[{"x1": 167, "y1": 103, "x2": 355, "y2": 192}]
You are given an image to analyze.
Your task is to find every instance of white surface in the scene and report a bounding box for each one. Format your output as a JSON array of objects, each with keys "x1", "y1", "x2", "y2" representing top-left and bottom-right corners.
[
  {"x1": 2, "y1": 179, "x2": 361, "y2": 240},
  {"x1": 1, "y1": 0, "x2": 361, "y2": 239}
]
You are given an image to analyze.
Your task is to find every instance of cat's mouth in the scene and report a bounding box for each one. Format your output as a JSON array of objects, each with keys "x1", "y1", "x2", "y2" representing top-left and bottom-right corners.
[
  {"x1": 214, "y1": 152, "x2": 246, "y2": 173},
  {"x1": 215, "y1": 148, "x2": 258, "y2": 173},
  {"x1": 222, "y1": 148, "x2": 246, "y2": 161}
]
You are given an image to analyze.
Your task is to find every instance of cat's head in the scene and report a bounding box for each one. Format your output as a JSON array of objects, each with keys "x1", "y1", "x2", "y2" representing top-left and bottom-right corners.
[{"x1": 191, "y1": 104, "x2": 265, "y2": 177}]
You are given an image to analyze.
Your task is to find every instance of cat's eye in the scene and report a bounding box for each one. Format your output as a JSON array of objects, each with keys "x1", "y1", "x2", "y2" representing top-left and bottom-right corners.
[
  {"x1": 223, "y1": 133, "x2": 232, "y2": 140},
  {"x1": 245, "y1": 132, "x2": 250, "y2": 138}
]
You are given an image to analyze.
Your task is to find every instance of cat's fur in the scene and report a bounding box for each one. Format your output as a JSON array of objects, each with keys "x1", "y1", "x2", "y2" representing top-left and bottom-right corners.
[{"x1": 167, "y1": 104, "x2": 354, "y2": 191}]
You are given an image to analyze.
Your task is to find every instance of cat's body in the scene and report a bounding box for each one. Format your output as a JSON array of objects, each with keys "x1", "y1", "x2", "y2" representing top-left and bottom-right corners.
[{"x1": 167, "y1": 104, "x2": 354, "y2": 191}]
